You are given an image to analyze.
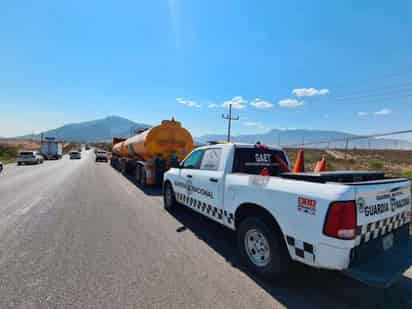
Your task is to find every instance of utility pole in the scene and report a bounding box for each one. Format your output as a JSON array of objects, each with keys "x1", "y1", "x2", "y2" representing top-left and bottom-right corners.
[
  {"x1": 222, "y1": 104, "x2": 239, "y2": 142},
  {"x1": 344, "y1": 137, "x2": 349, "y2": 159}
]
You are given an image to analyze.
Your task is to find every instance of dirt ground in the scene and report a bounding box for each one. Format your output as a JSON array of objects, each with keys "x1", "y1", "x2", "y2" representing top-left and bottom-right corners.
[
  {"x1": 0, "y1": 140, "x2": 40, "y2": 150},
  {"x1": 285, "y1": 148, "x2": 412, "y2": 177}
]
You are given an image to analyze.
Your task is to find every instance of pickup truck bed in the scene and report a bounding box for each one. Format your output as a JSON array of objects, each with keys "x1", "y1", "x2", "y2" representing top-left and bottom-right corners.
[{"x1": 282, "y1": 171, "x2": 386, "y2": 183}]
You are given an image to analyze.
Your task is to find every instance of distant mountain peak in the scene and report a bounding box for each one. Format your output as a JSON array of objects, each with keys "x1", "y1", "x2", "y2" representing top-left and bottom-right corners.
[{"x1": 16, "y1": 116, "x2": 150, "y2": 142}]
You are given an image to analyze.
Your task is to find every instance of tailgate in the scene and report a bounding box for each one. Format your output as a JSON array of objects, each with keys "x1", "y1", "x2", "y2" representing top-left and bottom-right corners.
[
  {"x1": 354, "y1": 179, "x2": 411, "y2": 244},
  {"x1": 348, "y1": 178, "x2": 411, "y2": 286}
]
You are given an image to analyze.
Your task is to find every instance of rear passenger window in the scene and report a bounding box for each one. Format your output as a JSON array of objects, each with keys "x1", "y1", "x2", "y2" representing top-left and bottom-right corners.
[
  {"x1": 182, "y1": 150, "x2": 204, "y2": 169},
  {"x1": 232, "y1": 148, "x2": 288, "y2": 175},
  {"x1": 200, "y1": 148, "x2": 222, "y2": 171}
]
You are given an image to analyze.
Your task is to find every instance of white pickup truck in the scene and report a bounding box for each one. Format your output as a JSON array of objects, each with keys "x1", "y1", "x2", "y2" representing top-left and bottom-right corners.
[{"x1": 163, "y1": 143, "x2": 411, "y2": 287}]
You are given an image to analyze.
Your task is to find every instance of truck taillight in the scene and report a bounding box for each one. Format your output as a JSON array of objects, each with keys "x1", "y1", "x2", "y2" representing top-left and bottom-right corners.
[{"x1": 323, "y1": 201, "x2": 356, "y2": 240}]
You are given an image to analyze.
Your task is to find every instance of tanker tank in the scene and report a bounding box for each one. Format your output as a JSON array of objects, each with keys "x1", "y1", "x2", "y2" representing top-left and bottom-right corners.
[{"x1": 110, "y1": 118, "x2": 193, "y2": 186}]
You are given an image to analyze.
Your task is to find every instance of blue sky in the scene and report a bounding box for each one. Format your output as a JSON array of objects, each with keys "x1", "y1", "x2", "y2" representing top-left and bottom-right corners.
[{"x1": 1, "y1": 0, "x2": 412, "y2": 139}]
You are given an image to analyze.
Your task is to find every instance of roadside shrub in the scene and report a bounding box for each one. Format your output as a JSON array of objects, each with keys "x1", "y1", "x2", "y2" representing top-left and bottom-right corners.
[
  {"x1": 0, "y1": 145, "x2": 19, "y2": 163},
  {"x1": 402, "y1": 168, "x2": 412, "y2": 180},
  {"x1": 368, "y1": 159, "x2": 384, "y2": 170}
]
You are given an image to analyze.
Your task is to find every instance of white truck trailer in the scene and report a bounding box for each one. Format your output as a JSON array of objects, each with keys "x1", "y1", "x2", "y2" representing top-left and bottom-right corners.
[
  {"x1": 41, "y1": 140, "x2": 63, "y2": 160},
  {"x1": 163, "y1": 142, "x2": 411, "y2": 288}
]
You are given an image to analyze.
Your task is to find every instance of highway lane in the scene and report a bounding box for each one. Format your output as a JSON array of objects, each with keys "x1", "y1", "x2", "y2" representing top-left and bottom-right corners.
[{"x1": 0, "y1": 151, "x2": 411, "y2": 308}]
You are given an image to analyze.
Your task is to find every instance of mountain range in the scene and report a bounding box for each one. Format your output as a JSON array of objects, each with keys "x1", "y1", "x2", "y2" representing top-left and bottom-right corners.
[
  {"x1": 14, "y1": 116, "x2": 150, "y2": 143},
  {"x1": 4, "y1": 116, "x2": 412, "y2": 149},
  {"x1": 198, "y1": 130, "x2": 412, "y2": 149}
]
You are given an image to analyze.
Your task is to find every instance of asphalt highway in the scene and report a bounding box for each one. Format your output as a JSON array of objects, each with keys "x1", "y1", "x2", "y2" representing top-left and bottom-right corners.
[{"x1": 0, "y1": 151, "x2": 411, "y2": 308}]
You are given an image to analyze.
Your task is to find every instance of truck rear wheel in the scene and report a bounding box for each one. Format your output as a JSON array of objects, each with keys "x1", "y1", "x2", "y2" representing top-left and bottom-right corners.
[
  {"x1": 139, "y1": 168, "x2": 147, "y2": 186},
  {"x1": 237, "y1": 217, "x2": 290, "y2": 278},
  {"x1": 163, "y1": 182, "x2": 177, "y2": 211}
]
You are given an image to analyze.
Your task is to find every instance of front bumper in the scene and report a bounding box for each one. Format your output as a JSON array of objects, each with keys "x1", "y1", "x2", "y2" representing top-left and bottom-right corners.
[{"x1": 344, "y1": 234, "x2": 412, "y2": 288}]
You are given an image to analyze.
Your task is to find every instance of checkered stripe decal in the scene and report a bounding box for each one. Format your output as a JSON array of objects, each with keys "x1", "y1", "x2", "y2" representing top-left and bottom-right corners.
[
  {"x1": 175, "y1": 192, "x2": 234, "y2": 225},
  {"x1": 286, "y1": 236, "x2": 315, "y2": 264},
  {"x1": 355, "y1": 211, "x2": 410, "y2": 246}
]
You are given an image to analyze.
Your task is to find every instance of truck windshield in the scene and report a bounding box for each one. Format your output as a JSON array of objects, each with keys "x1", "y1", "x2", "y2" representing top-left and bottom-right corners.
[{"x1": 232, "y1": 148, "x2": 288, "y2": 176}]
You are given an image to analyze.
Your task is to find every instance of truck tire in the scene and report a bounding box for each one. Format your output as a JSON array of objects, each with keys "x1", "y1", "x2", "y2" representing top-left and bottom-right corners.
[
  {"x1": 139, "y1": 168, "x2": 147, "y2": 187},
  {"x1": 237, "y1": 217, "x2": 290, "y2": 278},
  {"x1": 163, "y1": 182, "x2": 177, "y2": 211}
]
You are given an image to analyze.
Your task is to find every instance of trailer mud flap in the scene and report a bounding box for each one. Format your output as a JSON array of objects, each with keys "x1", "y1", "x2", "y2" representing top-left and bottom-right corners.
[{"x1": 344, "y1": 238, "x2": 412, "y2": 288}]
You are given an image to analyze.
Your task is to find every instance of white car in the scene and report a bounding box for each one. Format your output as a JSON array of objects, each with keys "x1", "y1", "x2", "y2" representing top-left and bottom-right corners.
[
  {"x1": 17, "y1": 150, "x2": 44, "y2": 165},
  {"x1": 69, "y1": 151, "x2": 81, "y2": 160},
  {"x1": 95, "y1": 150, "x2": 108, "y2": 162},
  {"x1": 163, "y1": 143, "x2": 411, "y2": 287}
]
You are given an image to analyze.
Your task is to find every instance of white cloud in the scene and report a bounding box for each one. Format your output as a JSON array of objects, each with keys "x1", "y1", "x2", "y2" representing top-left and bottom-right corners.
[
  {"x1": 278, "y1": 98, "x2": 304, "y2": 108},
  {"x1": 292, "y1": 88, "x2": 329, "y2": 97},
  {"x1": 357, "y1": 111, "x2": 369, "y2": 117},
  {"x1": 208, "y1": 103, "x2": 219, "y2": 108},
  {"x1": 176, "y1": 97, "x2": 201, "y2": 108},
  {"x1": 243, "y1": 121, "x2": 265, "y2": 129},
  {"x1": 374, "y1": 108, "x2": 392, "y2": 116},
  {"x1": 222, "y1": 96, "x2": 247, "y2": 109},
  {"x1": 250, "y1": 98, "x2": 273, "y2": 109},
  {"x1": 280, "y1": 127, "x2": 297, "y2": 131}
]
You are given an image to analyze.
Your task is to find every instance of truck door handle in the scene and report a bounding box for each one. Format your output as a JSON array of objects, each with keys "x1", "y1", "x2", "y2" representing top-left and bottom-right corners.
[
  {"x1": 186, "y1": 174, "x2": 192, "y2": 178},
  {"x1": 209, "y1": 178, "x2": 218, "y2": 183}
]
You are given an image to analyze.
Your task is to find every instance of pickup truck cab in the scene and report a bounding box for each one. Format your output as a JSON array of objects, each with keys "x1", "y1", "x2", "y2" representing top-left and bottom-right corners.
[{"x1": 163, "y1": 143, "x2": 411, "y2": 287}]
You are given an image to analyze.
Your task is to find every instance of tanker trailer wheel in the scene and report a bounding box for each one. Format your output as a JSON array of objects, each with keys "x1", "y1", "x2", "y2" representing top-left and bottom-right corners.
[
  {"x1": 164, "y1": 182, "x2": 177, "y2": 211},
  {"x1": 121, "y1": 161, "x2": 126, "y2": 174},
  {"x1": 139, "y1": 168, "x2": 147, "y2": 187}
]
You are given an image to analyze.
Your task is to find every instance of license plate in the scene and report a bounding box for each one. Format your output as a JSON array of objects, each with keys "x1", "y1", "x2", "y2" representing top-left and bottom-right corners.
[{"x1": 383, "y1": 233, "x2": 394, "y2": 251}]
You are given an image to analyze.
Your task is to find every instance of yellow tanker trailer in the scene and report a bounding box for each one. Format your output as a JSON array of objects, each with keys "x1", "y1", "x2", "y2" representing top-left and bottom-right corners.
[{"x1": 111, "y1": 118, "x2": 194, "y2": 186}]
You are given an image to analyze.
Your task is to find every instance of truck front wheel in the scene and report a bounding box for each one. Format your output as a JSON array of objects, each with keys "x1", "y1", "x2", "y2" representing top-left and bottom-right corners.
[
  {"x1": 163, "y1": 182, "x2": 176, "y2": 211},
  {"x1": 237, "y1": 217, "x2": 290, "y2": 278}
]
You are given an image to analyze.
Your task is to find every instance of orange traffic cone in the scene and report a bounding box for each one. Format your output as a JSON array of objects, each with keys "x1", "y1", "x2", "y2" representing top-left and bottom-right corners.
[
  {"x1": 293, "y1": 148, "x2": 305, "y2": 173},
  {"x1": 314, "y1": 156, "x2": 327, "y2": 172}
]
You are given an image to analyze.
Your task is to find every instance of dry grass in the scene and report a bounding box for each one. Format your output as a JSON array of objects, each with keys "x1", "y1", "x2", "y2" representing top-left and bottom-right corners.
[{"x1": 284, "y1": 148, "x2": 412, "y2": 177}]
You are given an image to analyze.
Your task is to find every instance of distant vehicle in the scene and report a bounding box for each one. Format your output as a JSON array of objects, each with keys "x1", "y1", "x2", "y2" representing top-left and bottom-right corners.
[
  {"x1": 95, "y1": 150, "x2": 108, "y2": 163},
  {"x1": 17, "y1": 151, "x2": 44, "y2": 165},
  {"x1": 40, "y1": 140, "x2": 63, "y2": 160},
  {"x1": 85, "y1": 145, "x2": 90, "y2": 150},
  {"x1": 69, "y1": 151, "x2": 81, "y2": 160},
  {"x1": 0, "y1": 161, "x2": 3, "y2": 174}
]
